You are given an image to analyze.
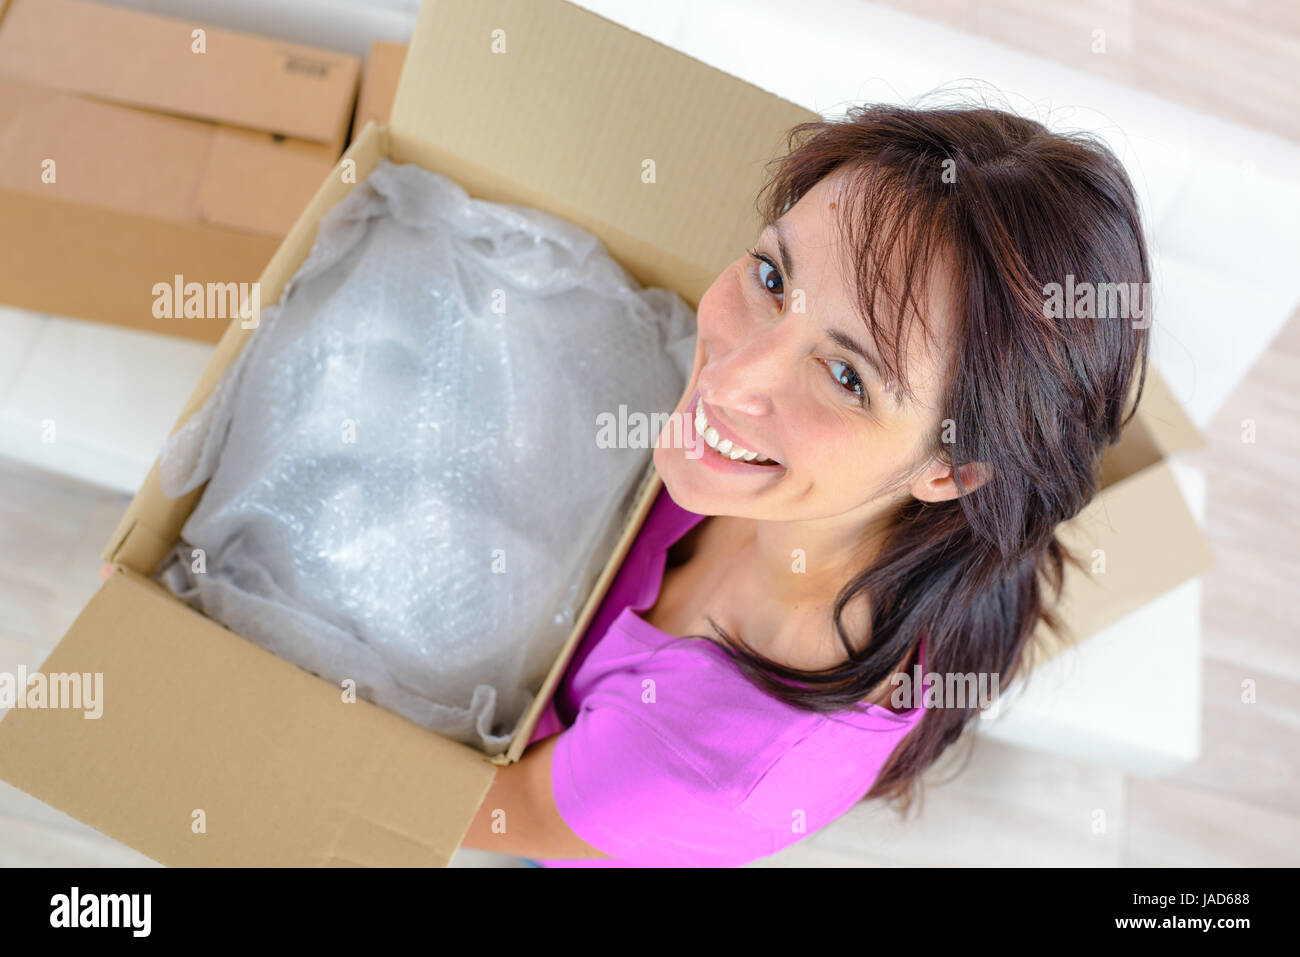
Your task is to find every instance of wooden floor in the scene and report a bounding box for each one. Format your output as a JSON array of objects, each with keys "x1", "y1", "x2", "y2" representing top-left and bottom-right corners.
[
  {"x1": 1, "y1": 304, "x2": 1296, "y2": 867},
  {"x1": 873, "y1": 0, "x2": 1300, "y2": 144}
]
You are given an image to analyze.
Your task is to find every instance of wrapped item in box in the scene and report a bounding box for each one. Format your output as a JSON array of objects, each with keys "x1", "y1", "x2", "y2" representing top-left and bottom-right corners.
[{"x1": 152, "y1": 157, "x2": 696, "y2": 756}]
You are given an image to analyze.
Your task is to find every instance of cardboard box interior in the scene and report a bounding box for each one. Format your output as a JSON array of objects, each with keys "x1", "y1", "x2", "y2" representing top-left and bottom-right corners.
[
  {"x1": 0, "y1": 0, "x2": 1211, "y2": 866},
  {"x1": 0, "y1": 0, "x2": 359, "y2": 342}
]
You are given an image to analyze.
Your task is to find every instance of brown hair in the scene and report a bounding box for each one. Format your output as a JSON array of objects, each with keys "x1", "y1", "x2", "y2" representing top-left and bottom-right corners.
[{"x1": 679, "y1": 102, "x2": 1151, "y2": 814}]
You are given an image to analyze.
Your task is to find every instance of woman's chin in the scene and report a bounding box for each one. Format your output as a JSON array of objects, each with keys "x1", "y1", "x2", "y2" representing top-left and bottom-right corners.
[
  {"x1": 652, "y1": 440, "x2": 677, "y2": 486},
  {"x1": 653, "y1": 441, "x2": 694, "y2": 501},
  {"x1": 652, "y1": 438, "x2": 733, "y2": 515}
]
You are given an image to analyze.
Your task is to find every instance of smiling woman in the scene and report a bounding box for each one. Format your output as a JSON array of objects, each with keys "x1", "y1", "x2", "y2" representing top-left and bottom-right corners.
[
  {"x1": 652, "y1": 102, "x2": 1150, "y2": 806},
  {"x1": 466, "y1": 100, "x2": 1151, "y2": 867}
]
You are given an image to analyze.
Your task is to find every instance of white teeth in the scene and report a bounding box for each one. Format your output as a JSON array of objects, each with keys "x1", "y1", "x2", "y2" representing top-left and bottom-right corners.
[{"x1": 694, "y1": 400, "x2": 778, "y2": 466}]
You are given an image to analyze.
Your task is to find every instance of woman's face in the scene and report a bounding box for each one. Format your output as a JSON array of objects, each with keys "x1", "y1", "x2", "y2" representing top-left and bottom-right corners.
[{"x1": 654, "y1": 167, "x2": 960, "y2": 524}]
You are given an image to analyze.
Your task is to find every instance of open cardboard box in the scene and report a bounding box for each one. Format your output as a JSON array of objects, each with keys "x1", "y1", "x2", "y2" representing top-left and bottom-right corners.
[
  {"x1": 0, "y1": 0, "x2": 359, "y2": 343},
  {"x1": 0, "y1": 0, "x2": 1212, "y2": 866}
]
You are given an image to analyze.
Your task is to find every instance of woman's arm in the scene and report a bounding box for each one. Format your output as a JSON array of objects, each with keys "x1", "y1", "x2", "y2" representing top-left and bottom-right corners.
[{"x1": 459, "y1": 733, "x2": 615, "y2": 861}]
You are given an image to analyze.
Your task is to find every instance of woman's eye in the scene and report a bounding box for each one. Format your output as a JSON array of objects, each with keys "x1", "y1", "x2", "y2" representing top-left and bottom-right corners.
[
  {"x1": 748, "y1": 250, "x2": 783, "y2": 302},
  {"x1": 826, "y1": 359, "x2": 867, "y2": 405}
]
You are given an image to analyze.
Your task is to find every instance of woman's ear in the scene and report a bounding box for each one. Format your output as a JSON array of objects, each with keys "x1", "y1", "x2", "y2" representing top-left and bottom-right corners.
[{"x1": 908, "y1": 459, "x2": 993, "y2": 503}]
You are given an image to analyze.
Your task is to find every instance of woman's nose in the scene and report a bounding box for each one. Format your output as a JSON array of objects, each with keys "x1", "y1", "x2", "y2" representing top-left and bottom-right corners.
[{"x1": 698, "y1": 320, "x2": 789, "y2": 416}]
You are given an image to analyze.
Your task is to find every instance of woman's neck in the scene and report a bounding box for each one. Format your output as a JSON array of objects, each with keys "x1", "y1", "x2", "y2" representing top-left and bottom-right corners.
[{"x1": 740, "y1": 500, "x2": 897, "y2": 613}]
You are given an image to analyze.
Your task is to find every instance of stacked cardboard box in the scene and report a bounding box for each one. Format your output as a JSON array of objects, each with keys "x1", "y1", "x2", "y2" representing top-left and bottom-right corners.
[
  {"x1": 351, "y1": 40, "x2": 408, "y2": 145},
  {"x1": 0, "y1": 0, "x2": 359, "y2": 342}
]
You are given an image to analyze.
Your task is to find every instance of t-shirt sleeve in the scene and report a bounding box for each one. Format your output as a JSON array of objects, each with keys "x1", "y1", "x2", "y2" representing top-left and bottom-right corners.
[{"x1": 549, "y1": 701, "x2": 781, "y2": 867}]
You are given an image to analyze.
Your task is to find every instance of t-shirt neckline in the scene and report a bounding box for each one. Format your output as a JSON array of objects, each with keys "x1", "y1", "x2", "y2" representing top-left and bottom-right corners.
[{"x1": 621, "y1": 482, "x2": 926, "y2": 721}]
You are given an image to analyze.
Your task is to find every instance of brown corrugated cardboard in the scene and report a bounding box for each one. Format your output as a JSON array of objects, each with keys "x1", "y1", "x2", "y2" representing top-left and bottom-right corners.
[
  {"x1": 1030, "y1": 368, "x2": 1213, "y2": 664},
  {"x1": 0, "y1": 0, "x2": 357, "y2": 151},
  {"x1": 0, "y1": 562, "x2": 491, "y2": 866},
  {"x1": 0, "y1": 0, "x2": 1213, "y2": 867},
  {"x1": 0, "y1": 0, "x2": 359, "y2": 342},
  {"x1": 350, "y1": 41, "x2": 408, "y2": 145}
]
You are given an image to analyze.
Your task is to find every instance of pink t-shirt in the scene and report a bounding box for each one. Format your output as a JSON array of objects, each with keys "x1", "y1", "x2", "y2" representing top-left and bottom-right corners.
[{"x1": 526, "y1": 482, "x2": 927, "y2": 867}]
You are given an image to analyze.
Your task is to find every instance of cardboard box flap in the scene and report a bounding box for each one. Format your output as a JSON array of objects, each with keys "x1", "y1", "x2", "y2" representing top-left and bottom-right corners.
[
  {"x1": 1130, "y1": 363, "x2": 1206, "y2": 457},
  {"x1": 1099, "y1": 364, "x2": 1206, "y2": 489},
  {"x1": 0, "y1": 0, "x2": 359, "y2": 148},
  {"x1": 0, "y1": 566, "x2": 494, "y2": 867},
  {"x1": 389, "y1": 0, "x2": 818, "y2": 308},
  {"x1": 1033, "y1": 459, "x2": 1215, "y2": 664}
]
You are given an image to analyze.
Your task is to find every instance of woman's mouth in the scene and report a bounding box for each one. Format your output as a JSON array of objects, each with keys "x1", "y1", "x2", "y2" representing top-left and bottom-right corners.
[{"x1": 688, "y1": 393, "x2": 785, "y2": 472}]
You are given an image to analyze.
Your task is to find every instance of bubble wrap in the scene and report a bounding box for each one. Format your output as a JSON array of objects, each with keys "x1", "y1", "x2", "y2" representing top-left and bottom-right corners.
[{"x1": 152, "y1": 157, "x2": 695, "y2": 756}]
